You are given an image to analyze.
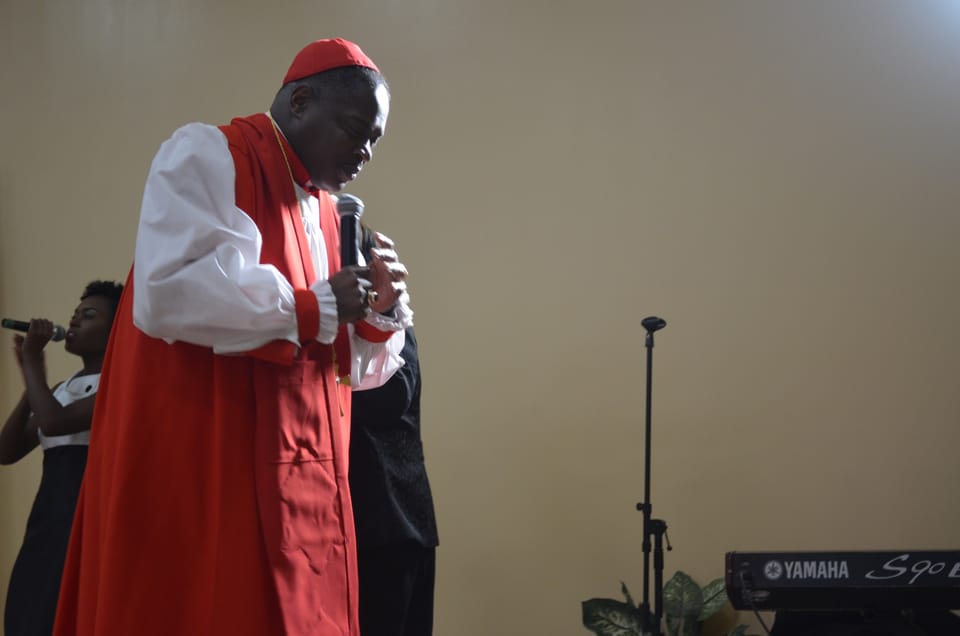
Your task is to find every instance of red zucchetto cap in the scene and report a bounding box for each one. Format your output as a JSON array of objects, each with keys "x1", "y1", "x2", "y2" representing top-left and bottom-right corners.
[{"x1": 282, "y1": 38, "x2": 380, "y2": 85}]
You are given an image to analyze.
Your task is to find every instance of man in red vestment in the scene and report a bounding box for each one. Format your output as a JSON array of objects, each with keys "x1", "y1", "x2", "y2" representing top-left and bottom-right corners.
[{"x1": 53, "y1": 38, "x2": 411, "y2": 636}]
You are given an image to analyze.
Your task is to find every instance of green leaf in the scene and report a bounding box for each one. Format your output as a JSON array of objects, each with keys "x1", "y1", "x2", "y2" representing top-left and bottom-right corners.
[
  {"x1": 665, "y1": 615, "x2": 681, "y2": 636},
  {"x1": 582, "y1": 598, "x2": 646, "y2": 636},
  {"x1": 681, "y1": 618, "x2": 700, "y2": 636},
  {"x1": 663, "y1": 571, "x2": 704, "y2": 621},
  {"x1": 698, "y1": 578, "x2": 728, "y2": 621},
  {"x1": 663, "y1": 616, "x2": 686, "y2": 636},
  {"x1": 621, "y1": 581, "x2": 637, "y2": 609},
  {"x1": 665, "y1": 614, "x2": 701, "y2": 636}
]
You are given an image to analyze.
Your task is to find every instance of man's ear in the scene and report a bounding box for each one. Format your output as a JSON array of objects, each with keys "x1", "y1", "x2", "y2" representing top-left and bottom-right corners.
[{"x1": 289, "y1": 84, "x2": 313, "y2": 118}]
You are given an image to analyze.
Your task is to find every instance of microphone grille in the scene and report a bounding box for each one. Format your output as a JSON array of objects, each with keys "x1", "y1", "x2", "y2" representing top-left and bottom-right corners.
[{"x1": 336, "y1": 194, "x2": 364, "y2": 218}]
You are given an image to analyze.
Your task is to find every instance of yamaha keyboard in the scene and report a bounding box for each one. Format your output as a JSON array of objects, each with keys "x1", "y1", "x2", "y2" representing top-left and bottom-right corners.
[{"x1": 726, "y1": 551, "x2": 960, "y2": 610}]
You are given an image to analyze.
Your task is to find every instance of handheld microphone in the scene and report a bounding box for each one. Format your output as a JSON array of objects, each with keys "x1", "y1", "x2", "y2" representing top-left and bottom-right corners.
[
  {"x1": 1, "y1": 318, "x2": 66, "y2": 342},
  {"x1": 336, "y1": 194, "x2": 364, "y2": 267}
]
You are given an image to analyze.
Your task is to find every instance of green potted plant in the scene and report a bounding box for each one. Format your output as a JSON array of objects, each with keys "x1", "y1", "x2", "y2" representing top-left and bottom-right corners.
[{"x1": 582, "y1": 571, "x2": 755, "y2": 636}]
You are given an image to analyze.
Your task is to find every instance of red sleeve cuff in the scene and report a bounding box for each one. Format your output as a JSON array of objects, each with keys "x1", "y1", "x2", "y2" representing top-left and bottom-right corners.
[
  {"x1": 354, "y1": 320, "x2": 394, "y2": 343},
  {"x1": 294, "y1": 289, "x2": 320, "y2": 342}
]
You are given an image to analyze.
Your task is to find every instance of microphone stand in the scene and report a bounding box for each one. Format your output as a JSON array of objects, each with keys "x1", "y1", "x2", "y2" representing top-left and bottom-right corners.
[{"x1": 637, "y1": 316, "x2": 669, "y2": 636}]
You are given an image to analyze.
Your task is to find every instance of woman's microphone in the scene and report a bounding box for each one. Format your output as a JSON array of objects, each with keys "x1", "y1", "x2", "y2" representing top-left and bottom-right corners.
[{"x1": 1, "y1": 318, "x2": 66, "y2": 342}]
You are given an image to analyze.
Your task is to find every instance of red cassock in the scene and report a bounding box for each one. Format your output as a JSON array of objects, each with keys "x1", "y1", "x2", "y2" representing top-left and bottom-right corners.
[{"x1": 54, "y1": 113, "x2": 388, "y2": 635}]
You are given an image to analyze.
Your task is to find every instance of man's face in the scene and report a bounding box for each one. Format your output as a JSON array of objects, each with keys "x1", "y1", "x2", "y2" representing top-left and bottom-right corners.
[{"x1": 289, "y1": 82, "x2": 390, "y2": 193}]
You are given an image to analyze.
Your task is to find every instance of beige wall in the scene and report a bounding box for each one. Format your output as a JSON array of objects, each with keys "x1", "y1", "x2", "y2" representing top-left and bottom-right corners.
[{"x1": 2, "y1": 1, "x2": 959, "y2": 634}]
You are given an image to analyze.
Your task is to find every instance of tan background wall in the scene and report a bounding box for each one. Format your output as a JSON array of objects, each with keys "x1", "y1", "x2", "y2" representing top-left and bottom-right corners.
[{"x1": 2, "y1": 1, "x2": 959, "y2": 634}]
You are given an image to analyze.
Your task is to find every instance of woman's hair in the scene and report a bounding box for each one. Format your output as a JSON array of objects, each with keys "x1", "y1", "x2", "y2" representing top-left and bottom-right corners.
[{"x1": 81, "y1": 280, "x2": 124, "y2": 319}]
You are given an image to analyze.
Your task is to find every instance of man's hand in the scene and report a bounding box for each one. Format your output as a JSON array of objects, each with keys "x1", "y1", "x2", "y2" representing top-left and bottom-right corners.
[
  {"x1": 366, "y1": 232, "x2": 409, "y2": 314},
  {"x1": 330, "y1": 266, "x2": 374, "y2": 324}
]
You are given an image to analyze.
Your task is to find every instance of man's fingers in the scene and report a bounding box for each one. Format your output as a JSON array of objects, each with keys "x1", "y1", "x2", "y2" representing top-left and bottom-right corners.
[
  {"x1": 373, "y1": 232, "x2": 395, "y2": 249},
  {"x1": 370, "y1": 258, "x2": 407, "y2": 282},
  {"x1": 331, "y1": 267, "x2": 379, "y2": 323},
  {"x1": 370, "y1": 247, "x2": 397, "y2": 263},
  {"x1": 344, "y1": 265, "x2": 371, "y2": 278},
  {"x1": 384, "y1": 262, "x2": 407, "y2": 278}
]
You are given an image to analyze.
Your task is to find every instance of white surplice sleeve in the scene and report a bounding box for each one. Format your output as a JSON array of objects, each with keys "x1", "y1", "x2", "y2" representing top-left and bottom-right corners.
[
  {"x1": 133, "y1": 123, "x2": 308, "y2": 353},
  {"x1": 133, "y1": 122, "x2": 412, "y2": 388},
  {"x1": 350, "y1": 300, "x2": 413, "y2": 390}
]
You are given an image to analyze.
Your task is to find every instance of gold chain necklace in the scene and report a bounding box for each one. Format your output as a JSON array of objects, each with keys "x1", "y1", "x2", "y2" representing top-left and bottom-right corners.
[{"x1": 268, "y1": 112, "x2": 298, "y2": 188}]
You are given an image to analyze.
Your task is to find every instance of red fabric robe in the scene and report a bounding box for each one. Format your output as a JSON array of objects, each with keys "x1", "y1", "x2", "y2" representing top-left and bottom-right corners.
[{"x1": 54, "y1": 113, "x2": 386, "y2": 635}]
